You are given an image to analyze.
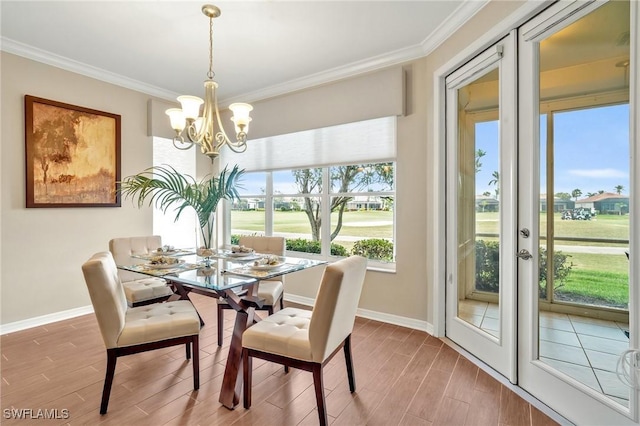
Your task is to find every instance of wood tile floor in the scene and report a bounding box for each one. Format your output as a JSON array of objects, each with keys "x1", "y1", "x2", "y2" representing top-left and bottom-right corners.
[{"x1": 1, "y1": 294, "x2": 560, "y2": 425}]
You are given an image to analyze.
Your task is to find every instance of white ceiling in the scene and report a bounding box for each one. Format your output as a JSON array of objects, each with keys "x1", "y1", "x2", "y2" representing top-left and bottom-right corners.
[{"x1": 0, "y1": 1, "x2": 485, "y2": 103}]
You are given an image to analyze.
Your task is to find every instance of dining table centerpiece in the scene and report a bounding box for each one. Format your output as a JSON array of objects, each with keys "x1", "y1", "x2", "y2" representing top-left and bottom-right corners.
[{"x1": 119, "y1": 164, "x2": 244, "y2": 265}]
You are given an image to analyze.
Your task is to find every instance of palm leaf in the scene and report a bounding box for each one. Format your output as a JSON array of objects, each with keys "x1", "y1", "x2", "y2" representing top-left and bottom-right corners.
[{"x1": 119, "y1": 164, "x2": 244, "y2": 248}]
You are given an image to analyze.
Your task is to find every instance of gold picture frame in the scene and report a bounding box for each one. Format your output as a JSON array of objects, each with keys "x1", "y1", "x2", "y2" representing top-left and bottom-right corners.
[{"x1": 25, "y1": 95, "x2": 121, "y2": 208}]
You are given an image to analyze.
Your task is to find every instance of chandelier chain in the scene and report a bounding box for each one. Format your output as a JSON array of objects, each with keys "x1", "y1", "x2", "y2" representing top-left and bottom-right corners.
[{"x1": 208, "y1": 15, "x2": 215, "y2": 79}]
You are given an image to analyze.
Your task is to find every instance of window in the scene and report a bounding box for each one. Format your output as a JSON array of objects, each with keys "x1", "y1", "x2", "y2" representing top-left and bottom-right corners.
[
  {"x1": 230, "y1": 162, "x2": 395, "y2": 267},
  {"x1": 224, "y1": 117, "x2": 396, "y2": 269}
]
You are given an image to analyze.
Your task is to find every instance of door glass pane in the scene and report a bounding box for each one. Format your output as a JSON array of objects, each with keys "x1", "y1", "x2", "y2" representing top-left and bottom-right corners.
[
  {"x1": 456, "y1": 67, "x2": 501, "y2": 336},
  {"x1": 537, "y1": 0, "x2": 630, "y2": 406}
]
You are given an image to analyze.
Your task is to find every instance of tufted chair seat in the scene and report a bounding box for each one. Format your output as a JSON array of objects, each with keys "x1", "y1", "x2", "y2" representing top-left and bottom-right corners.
[
  {"x1": 82, "y1": 251, "x2": 200, "y2": 414},
  {"x1": 109, "y1": 236, "x2": 174, "y2": 306},
  {"x1": 118, "y1": 301, "x2": 200, "y2": 347},
  {"x1": 242, "y1": 308, "x2": 313, "y2": 360},
  {"x1": 217, "y1": 235, "x2": 286, "y2": 346},
  {"x1": 242, "y1": 256, "x2": 367, "y2": 426}
]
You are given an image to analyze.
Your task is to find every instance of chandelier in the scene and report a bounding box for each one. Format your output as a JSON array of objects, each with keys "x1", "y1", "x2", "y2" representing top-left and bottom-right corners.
[{"x1": 165, "y1": 4, "x2": 253, "y2": 161}]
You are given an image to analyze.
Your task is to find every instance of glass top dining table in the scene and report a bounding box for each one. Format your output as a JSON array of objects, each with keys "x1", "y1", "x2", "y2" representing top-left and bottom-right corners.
[
  {"x1": 116, "y1": 248, "x2": 327, "y2": 409},
  {"x1": 119, "y1": 248, "x2": 326, "y2": 292}
]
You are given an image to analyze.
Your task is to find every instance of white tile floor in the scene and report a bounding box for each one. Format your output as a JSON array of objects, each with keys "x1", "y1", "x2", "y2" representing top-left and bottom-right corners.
[{"x1": 458, "y1": 299, "x2": 631, "y2": 406}]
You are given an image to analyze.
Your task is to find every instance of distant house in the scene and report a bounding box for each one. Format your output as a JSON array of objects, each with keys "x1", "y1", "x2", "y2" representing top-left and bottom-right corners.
[
  {"x1": 346, "y1": 195, "x2": 384, "y2": 211},
  {"x1": 539, "y1": 195, "x2": 574, "y2": 212},
  {"x1": 476, "y1": 195, "x2": 499, "y2": 212},
  {"x1": 575, "y1": 192, "x2": 629, "y2": 214}
]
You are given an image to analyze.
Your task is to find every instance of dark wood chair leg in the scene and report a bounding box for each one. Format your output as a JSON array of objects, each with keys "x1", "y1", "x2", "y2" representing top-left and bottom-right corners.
[
  {"x1": 243, "y1": 349, "x2": 252, "y2": 408},
  {"x1": 185, "y1": 342, "x2": 191, "y2": 360},
  {"x1": 344, "y1": 335, "x2": 356, "y2": 392},
  {"x1": 284, "y1": 365, "x2": 290, "y2": 373},
  {"x1": 217, "y1": 304, "x2": 224, "y2": 346},
  {"x1": 280, "y1": 296, "x2": 284, "y2": 310},
  {"x1": 267, "y1": 306, "x2": 273, "y2": 315},
  {"x1": 100, "y1": 350, "x2": 118, "y2": 415},
  {"x1": 312, "y1": 364, "x2": 327, "y2": 426},
  {"x1": 193, "y1": 336, "x2": 200, "y2": 390}
]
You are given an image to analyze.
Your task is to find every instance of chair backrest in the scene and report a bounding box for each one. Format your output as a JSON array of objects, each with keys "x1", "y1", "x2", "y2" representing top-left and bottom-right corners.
[
  {"x1": 81, "y1": 252, "x2": 128, "y2": 349},
  {"x1": 238, "y1": 235, "x2": 286, "y2": 256},
  {"x1": 309, "y1": 256, "x2": 367, "y2": 362},
  {"x1": 109, "y1": 236, "x2": 162, "y2": 282}
]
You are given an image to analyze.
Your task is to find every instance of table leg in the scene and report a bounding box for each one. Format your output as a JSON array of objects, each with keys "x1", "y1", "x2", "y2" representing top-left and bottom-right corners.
[{"x1": 218, "y1": 285, "x2": 258, "y2": 409}]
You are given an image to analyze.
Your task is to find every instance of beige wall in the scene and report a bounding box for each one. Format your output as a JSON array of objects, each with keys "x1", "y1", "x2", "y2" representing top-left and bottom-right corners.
[
  {"x1": 278, "y1": 60, "x2": 431, "y2": 324},
  {"x1": 0, "y1": 52, "x2": 160, "y2": 324},
  {"x1": 1, "y1": 0, "x2": 527, "y2": 328}
]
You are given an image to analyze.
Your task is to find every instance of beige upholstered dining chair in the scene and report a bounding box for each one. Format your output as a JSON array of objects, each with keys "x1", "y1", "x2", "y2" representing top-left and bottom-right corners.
[
  {"x1": 217, "y1": 235, "x2": 286, "y2": 346},
  {"x1": 242, "y1": 255, "x2": 367, "y2": 426},
  {"x1": 82, "y1": 252, "x2": 201, "y2": 414},
  {"x1": 109, "y1": 236, "x2": 174, "y2": 306}
]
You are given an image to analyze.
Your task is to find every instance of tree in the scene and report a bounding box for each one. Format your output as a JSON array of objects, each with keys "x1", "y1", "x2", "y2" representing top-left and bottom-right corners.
[
  {"x1": 33, "y1": 110, "x2": 82, "y2": 189},
  {"x1": 475, "y1": 149, "x2": 486, "y2": 174},
  {"x1": 488, "y1": 171, "x2": 499, "y2": 199},
  {"x1": 555, "y1": 192, "x2": 571, "y2": 201},
  {"x1": 293, "y1": 163, "x2": 393, "y2": 241},
  {"x1": 571, "y1": 188, "x2": 582, "y2": 201},
  {"x1": 615, "y1": 185, "x2": 624, "y2": 195},
  {"x1": 598, "y1": 190, "x2": 605, "y2": 194},
  {"x1": 587, "y1": 192, "x2": 597, "y2": 198}
]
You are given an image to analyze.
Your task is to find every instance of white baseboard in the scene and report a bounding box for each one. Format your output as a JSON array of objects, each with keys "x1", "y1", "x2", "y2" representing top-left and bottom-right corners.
[
  {"x1": 284, "y1": 294, "x2": 433, "y2": 334},
  {"x1": 0, "y1": 305, "x2": 94, "y2": 335},
  {"x1": 2, "y1": 296, "x2": 434, "y2": 337}
]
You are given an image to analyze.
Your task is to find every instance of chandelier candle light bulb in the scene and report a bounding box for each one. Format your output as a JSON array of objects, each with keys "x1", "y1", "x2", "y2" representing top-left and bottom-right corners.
[{"x1": 166, "y1": 4, "x2": 253, "y2": 161}]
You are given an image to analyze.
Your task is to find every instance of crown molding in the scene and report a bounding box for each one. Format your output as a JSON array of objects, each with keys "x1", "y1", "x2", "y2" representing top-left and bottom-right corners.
[
  {"x1": 229, "y1": 43, "x2": 427, "y2": 105},
  {"x1": 420, "y1": 0, "x2": 490, "y2": 57},
  {"x1": 0, "y1": 37, "x2": 179, "y2": 101},
  {"x1": 229, "y1": 0, "x2": 489, "y2": 104},
  {"x1": 1, "y1": 0, "x2": 488, "y2": 104}
]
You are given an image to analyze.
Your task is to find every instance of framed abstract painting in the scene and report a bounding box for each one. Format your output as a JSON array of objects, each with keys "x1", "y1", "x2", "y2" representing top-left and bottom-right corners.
[{"x1": 24, "y1": 95, "x2": 121, "y2": 207}]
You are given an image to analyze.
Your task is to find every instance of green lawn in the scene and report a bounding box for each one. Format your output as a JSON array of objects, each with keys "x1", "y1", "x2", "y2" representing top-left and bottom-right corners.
[
  {"x1": 477, "y1": 211, "x2": 631, "y2": 308},
  {"x1": 232, "y1": 210, "x2": 393, "y2": 238},
  {"x1": 476, "y1": 211, "x2": 630, "y2": 240},
  {"x1": 555, "y1": 252, "x2": 629, "y2": 307}
]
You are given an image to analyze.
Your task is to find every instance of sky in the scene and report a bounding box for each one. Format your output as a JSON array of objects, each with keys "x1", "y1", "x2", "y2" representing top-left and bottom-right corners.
[{"x1": 475, "y1": 103, "x2": 630, "y2": 198}]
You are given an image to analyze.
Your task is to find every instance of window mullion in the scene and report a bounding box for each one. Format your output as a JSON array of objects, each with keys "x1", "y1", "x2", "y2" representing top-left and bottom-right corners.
[
  {"x1": 266, "y1": 172, "x2": 274, "y2": 236},
  {"x1": 321, "y1": 167, "x2": 331, "y2": 256}
]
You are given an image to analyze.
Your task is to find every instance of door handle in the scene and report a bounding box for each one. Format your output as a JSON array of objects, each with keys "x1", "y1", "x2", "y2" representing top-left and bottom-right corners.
[{"x1": 516, "y1": 249, "x2": 532, "y2": 260}]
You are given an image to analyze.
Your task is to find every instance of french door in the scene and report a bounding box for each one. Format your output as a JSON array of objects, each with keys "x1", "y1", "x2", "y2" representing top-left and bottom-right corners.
[
  {"x1": 518, "y1": 0, "x2": 638, "y2": 423},
  {"x1": 445, "y1": 0, "x2": 639, "y2": 422},
  {"x1": 445, "y1": 32, "x2": 517, "y2": 381}
]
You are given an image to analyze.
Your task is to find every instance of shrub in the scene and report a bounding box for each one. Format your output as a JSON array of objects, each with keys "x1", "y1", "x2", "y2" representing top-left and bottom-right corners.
[
  {"x1": 286, "y1": 238, "x2": 348, "y2": 256},
  {"x1": 474, "y1": 239, "x2": 573, "y2": 295},
  {"x1": 475, "y1": 240, "x2": 500, "y2": 292},
  {"x1": 351, "y1": 238, "x2": 394, "y2": 262},
  {"x1": 539, "y1": 247, "x2": 574, "y2": 298}
]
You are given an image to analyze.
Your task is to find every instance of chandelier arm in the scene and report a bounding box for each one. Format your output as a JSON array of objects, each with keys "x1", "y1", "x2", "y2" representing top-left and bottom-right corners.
[
  {"x1": 185, "y1": 122, "x2": 205, "y2": 146},
  {"x1": 224, "y1": 138, "x2": 248, "y2": 153},
  {"x1": 173, "y1": 135, "x2": 195, "y2": 151},
  {"x1": 213, "y1": 91, "x2": 238, "y2": 150}
]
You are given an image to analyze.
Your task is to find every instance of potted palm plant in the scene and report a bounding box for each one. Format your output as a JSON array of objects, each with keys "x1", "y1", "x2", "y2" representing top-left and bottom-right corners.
[{"x1": 119, "y1": 164, "x2": 244, "y2": 257}]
